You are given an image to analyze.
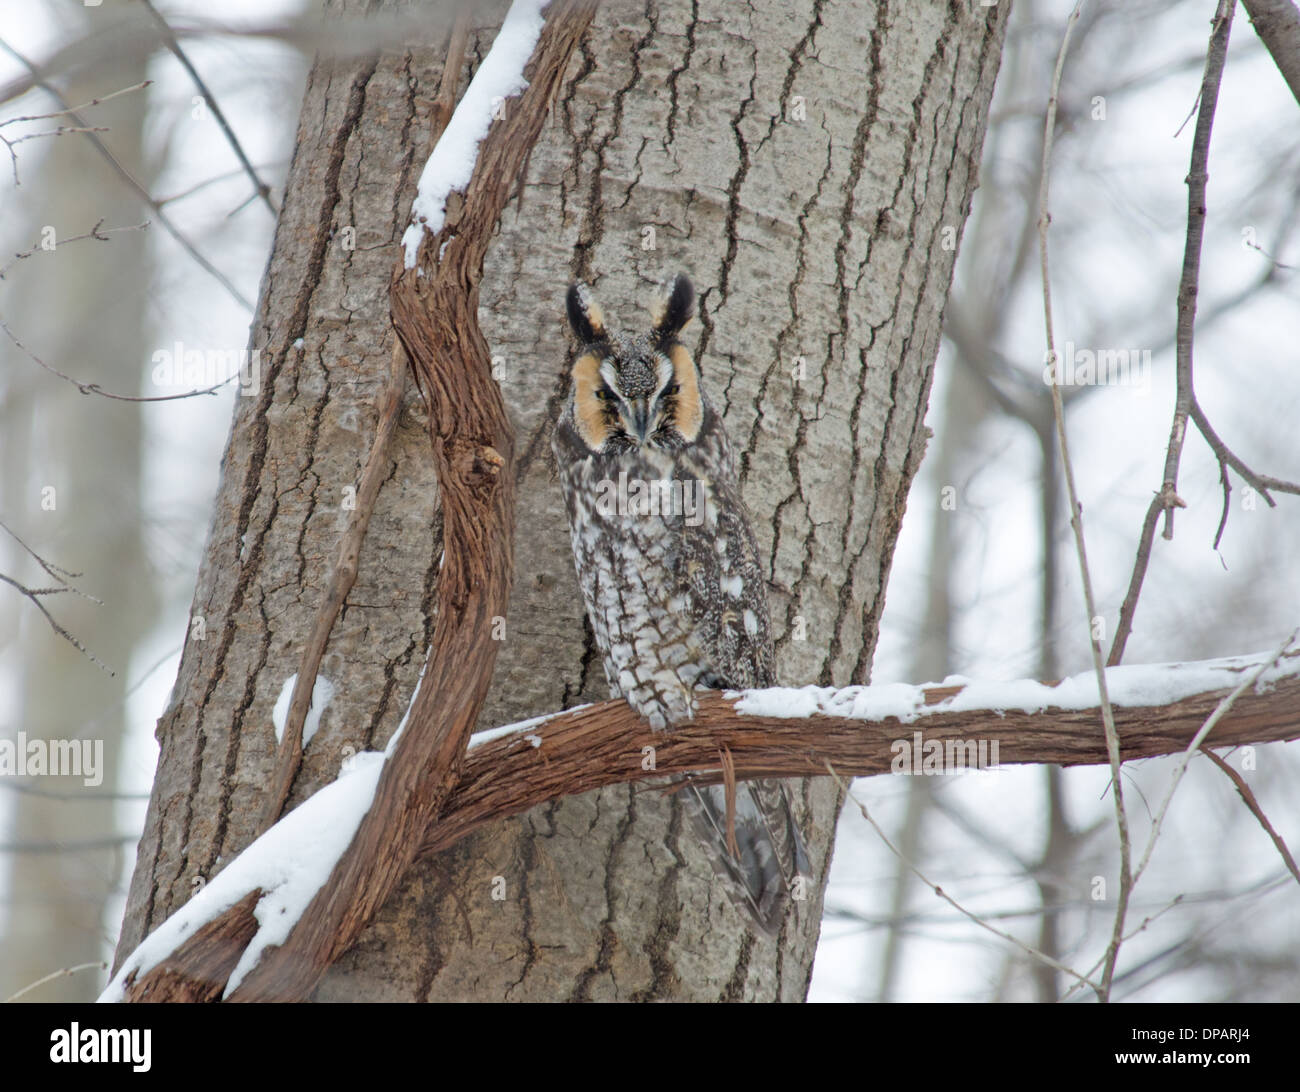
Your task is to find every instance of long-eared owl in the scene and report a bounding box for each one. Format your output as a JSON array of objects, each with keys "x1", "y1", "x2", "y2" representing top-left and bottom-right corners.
[{"x1": 551, "y1": 273, "x2": 810, "y2": 936}]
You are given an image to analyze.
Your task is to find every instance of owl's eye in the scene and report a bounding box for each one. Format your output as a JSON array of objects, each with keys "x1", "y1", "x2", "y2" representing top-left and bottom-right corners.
[
  {"x1": 595, "y1": 386, "x2": 615, "y2": 401},
  {"x1": 665, "y1": 382, "x2": 681, "y2": 396}
]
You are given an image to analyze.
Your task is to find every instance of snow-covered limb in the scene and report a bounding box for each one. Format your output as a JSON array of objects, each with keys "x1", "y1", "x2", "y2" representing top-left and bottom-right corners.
[
  {"x1": 424, "y1": 643, "x2": 1300, "y2": 858},
  {"x1": 103, "y1": 643, "x2": 1299, "y2": 1002},
  {"x1": 100, "y1": 752, "x2": 385, "y2": 1003},
  {"x1": 469, "y1": 645, "x2": 1300, "y2": 752},
  {"x1": 401, "y1": 0, "x2": 549, "y2": 267}
]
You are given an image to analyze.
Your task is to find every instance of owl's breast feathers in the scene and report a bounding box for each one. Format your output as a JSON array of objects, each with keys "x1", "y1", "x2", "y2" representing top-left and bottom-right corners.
[{"x1": 553, "y1": 401, "x2": 773, "y2": 729}]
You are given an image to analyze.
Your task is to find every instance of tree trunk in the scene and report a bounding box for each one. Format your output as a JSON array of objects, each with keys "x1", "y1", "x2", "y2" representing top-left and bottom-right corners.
[{"x1": 114, "y1": 0, "x2": 1007, "y2": 1001}]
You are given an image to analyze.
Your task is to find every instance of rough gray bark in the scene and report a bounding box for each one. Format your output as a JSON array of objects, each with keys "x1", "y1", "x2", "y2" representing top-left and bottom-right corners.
[{"x1": 115, "y1": 0, "x2": 1007, "y2": 1001}]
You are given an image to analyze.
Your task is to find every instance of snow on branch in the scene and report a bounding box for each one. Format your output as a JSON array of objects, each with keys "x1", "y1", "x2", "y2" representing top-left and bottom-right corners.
[
  {"x1": 102, "y1": 644, "x2": 1300, "y2": 1002},
  {"x1": 401, "y1": 0, "x2": 548, "y2": 267},
  {"x1": 420, "y1": 644, "x2": 1300, "y2": 857}
]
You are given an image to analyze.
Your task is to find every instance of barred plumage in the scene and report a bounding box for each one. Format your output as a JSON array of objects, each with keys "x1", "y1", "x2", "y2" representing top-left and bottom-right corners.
[{"x1": 551, "y1": 273, "x2": 810, "y2": 936}]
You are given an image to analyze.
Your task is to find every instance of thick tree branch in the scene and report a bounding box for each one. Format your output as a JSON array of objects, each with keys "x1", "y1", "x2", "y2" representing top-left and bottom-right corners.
[
  {"x1": 416, "y1": 647, "x2": 1300, "y2": 859},
  {"x1": 105, "y1": 645, "x2": 1300, "y2": 1003},
  {"x1": 258, "y1": 11, "x2": 473, "y2": 835}
]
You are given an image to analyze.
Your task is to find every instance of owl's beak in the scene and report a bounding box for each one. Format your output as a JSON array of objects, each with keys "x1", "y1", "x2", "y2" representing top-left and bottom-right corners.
[{"x1": 630, "y1": 398, "x2": 651, "y2": 442}]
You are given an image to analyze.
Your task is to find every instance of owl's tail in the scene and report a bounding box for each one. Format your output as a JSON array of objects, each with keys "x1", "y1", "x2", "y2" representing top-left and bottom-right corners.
[{"x1": 680, "y1": 778, "x2": 811, "y2": 938}]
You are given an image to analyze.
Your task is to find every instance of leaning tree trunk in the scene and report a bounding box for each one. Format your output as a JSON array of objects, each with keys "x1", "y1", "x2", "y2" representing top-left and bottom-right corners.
[{"x1": 114, "y1": 0, "x2": 1007, "y2": 1001}]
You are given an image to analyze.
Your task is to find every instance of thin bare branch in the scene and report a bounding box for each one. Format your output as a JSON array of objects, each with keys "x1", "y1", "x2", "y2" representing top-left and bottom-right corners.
[
  {"x1": 0, "y1": 39, "x2": 253, "y2": 311},
  {"x1": 0, "y1": 518, "x2": 89, "y2": 587},
  {"x1": 3, "y1": 962, "x2": 108, "y2": 1004},
  {"x1": 1190, "y1": 397, "x2": 1300, "y2": 502},
  {"x1": 0, "y1": 572, "x2": 113, "y2": 674},
  {"x1": 1038, "y1": 0, "x2": 1131, "y2": 1004},
  {"x1": 0, "y1": 519, "x2": 112, "y2": 673},
  {"x1": 1109, "y1": 3, "x2": 1258, "y2": 668},
  {"x1": 0, "y1": 218, "x2": 150, "y2": 280},
  {"x1": 1201, "y1": 748, "x2": 1300, "y2": 886},
  {"x1": 138, "y1": 0, "x2": 278, "y2": 214},
  {"x1": 1, "y1": 316, "x2": 230, "y2": 402},
  {"x1": 0, "y1": 79, "x2": 151, "y2": 126},
  {"x1": 826, "y1": 763, "x2": 1103, "y2": 993},
  {"x1": 1132, "y1": 629, "x2": 1296, "y2": 887}
]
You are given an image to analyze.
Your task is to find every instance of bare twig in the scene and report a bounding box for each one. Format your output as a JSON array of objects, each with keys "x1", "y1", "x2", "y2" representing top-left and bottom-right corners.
[
  {"x1": 156, "y1": 160, "x2": 288, "y2": 207},
  {"x1": 1189, "y1": 397, "x2": 1300, "y2": 502},
  {"x1": 0, "y1": 40, "x2": 253, "y2": 311},
  {"x1": 1, "y1": 316, "x2": 230, "y2": 402},
  {"x1": 1038, "y1": 0, "x2": 1131, "y2": 1004},
  {"x1": 0, "y1": 218, "x2": 150, "y2": 280},
  {"x1": 1212, "y1": 453, "x2": 1232, "y2": 552},
  {"x1": 0, "y1": 520, "x2": 111, "y2": 673},
  {"x1": 1109, "y1": 3, "x2": 1256, "y2": 667},
  {"x1": 1132, "y1": 629, "x2": 1296, "y2": 887},
  {"x1": 138, "y1": 0, "x2": 278, "y2": 215},
  {"x1": 0, "y1": 573, "x2": 111, "y2": 672},
  {"x1": 827, "y1": 763, "x2": 1103, "y2": 993},
  {"x1": 0, "y1": 78, "x2": 151, "y2": 184},
  {"x1": 1060, "y1": 894, "x2": 1189, "y2": 1001},
  {"x1": 1201, "y1": 748, "x2": 1300, "y2": 886},
  {"x1": 3, "y1": 962, "x2": 108, "y2": 1003},
  {"x1": 0, "y1": 79, "x2": 152, "y2": 126},
  {"x1": 0, "y1": 518, "x2": 89, "y2": 587}
]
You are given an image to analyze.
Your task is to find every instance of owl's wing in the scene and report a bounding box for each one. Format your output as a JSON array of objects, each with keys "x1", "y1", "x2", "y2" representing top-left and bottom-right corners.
[
  {"x1": 668, "y1": 428, "x2": 809, "y2": 933},
  {"x1": 674, "y1": 440, "x2": 775, "y2": 691},
  {"x1": 680, "y1": 778, "x2": 811, "y2": 937}
]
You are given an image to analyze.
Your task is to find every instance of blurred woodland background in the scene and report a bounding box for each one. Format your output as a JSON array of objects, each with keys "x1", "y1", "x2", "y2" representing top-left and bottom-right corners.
[{"x1": 0, "y1": 0, "x2": 1297, "y2": 1001}]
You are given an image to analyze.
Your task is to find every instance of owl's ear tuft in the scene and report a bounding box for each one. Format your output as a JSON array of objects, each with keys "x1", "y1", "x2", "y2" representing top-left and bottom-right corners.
[
  {"x1": 649, "y1": 273, "x2": 695, "y2": 344},
  {"x1": 567, "y1": 282, "x2": 607, "y2": 345}
]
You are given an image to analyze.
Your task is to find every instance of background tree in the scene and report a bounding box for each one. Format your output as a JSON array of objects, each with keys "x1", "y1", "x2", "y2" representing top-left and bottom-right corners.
[{"x1": 0, "y1": 7, "x2": 156, "y2": 1002}]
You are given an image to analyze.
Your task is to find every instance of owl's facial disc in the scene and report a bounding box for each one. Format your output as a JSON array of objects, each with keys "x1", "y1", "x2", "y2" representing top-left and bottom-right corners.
[{"x1": 569, "y1": 323, "x2": 703, "y2": 454}]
